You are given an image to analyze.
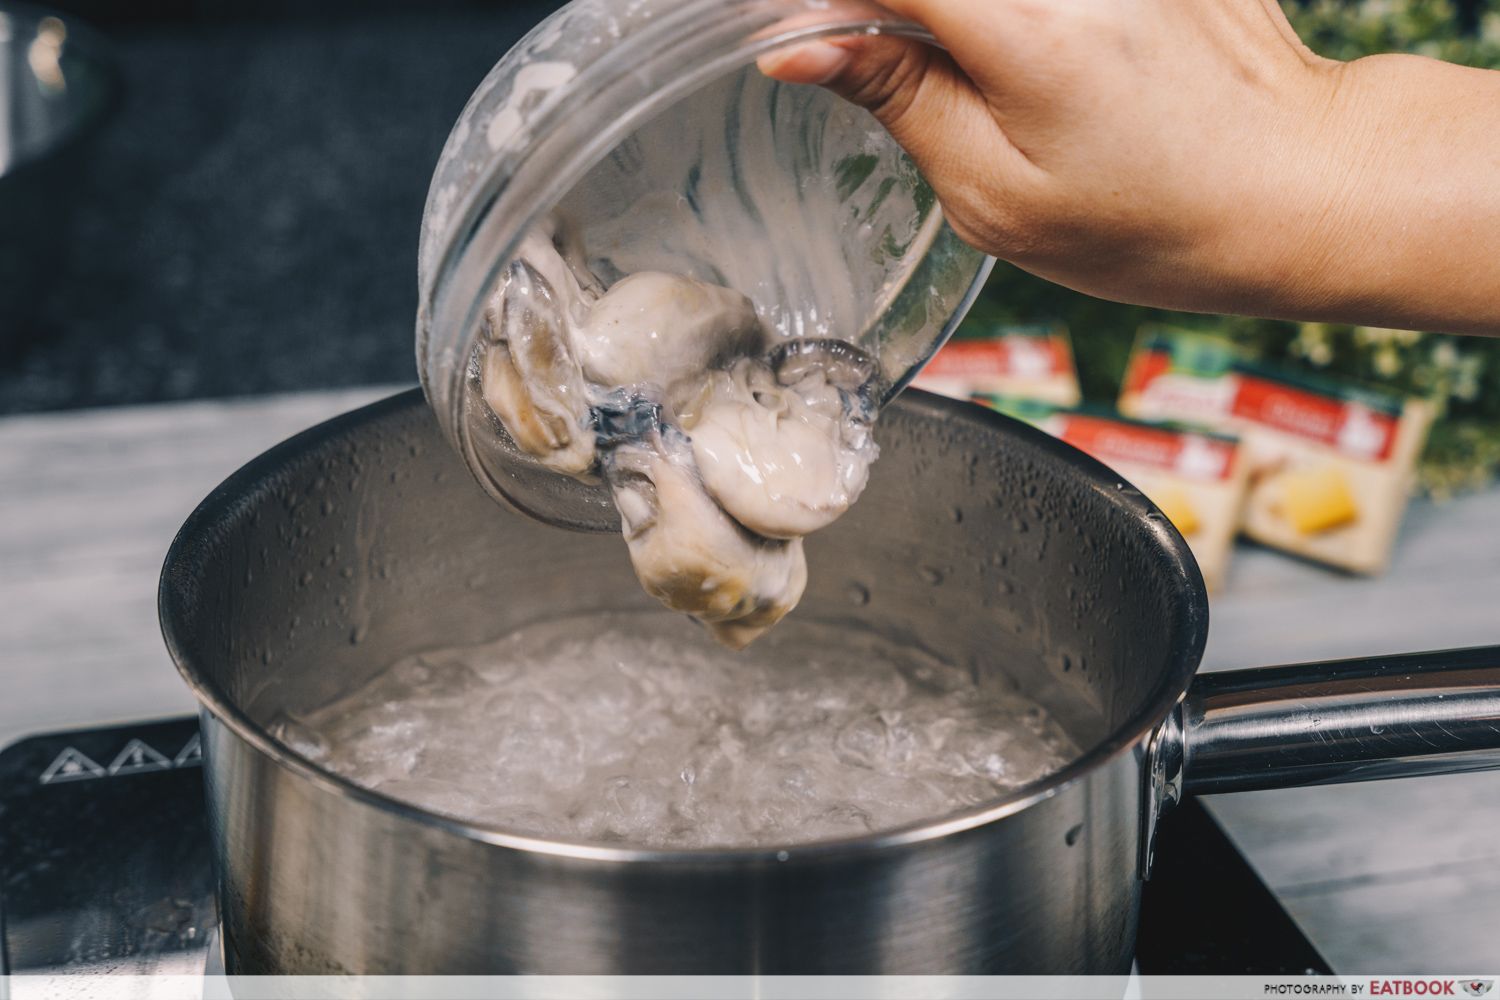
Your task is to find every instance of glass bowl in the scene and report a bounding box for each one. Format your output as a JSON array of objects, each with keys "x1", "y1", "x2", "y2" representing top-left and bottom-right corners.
[{"x1": 416, "y1": 0, "x2": 994, "y2": 531}]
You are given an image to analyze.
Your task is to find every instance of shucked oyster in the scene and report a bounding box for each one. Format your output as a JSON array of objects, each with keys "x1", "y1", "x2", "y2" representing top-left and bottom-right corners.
[
  {"x1": 675, "y1": 346, "x2": 878, "y2": 540},
  {"x1": 478, "y1": 229, "x2": 882, "y2": 648},
  {"x1": 480, "y1": 257, "x2": 596, "y2": 478},
  {"x1": 575, "y1": 272, "x2": 765, "y2": 390},
  {"x1": 605, "y1": 433, "x2": 807, "y2": 650}
]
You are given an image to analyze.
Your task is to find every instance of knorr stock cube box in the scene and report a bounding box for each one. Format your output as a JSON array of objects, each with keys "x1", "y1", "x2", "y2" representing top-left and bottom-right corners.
[
  {"x1": 1119, "y1": 327, "x2": 1433, "y2": 575},
  {"x1": 913, "y1": 323, "x2": 1082, "y2": 407},
  {"x1": 983, "y1": 398, "x2": 1248, "y2": 590}
]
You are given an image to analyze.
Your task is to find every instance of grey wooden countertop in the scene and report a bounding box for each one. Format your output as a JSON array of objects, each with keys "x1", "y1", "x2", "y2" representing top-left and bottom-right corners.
[{"x1": 2, "y1": 388, "x2": 1497, "y2": 972}]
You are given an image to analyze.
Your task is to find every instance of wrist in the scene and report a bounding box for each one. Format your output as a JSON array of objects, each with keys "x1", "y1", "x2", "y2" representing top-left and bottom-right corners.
[
  {"x1": 1204, "y1": 55, "x2": 1375, "y2": 321},
  {"x1": 1215, "y1": 52, "x2": 1500, "y2": 333}
]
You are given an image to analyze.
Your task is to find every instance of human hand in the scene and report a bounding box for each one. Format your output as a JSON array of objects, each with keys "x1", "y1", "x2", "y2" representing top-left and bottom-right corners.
[{"x1": 760, "y1": 0, "x2": 1500, "y2": 335}]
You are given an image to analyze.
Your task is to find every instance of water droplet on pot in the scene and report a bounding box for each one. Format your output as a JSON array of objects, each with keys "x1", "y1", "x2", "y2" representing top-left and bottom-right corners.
[{"x1": 846, "y1": 582, "x2": 871, "y2": 606}]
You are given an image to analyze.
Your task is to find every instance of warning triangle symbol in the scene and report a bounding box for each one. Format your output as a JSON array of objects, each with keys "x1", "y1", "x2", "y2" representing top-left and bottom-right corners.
[
  {"x1": 107, "y1": 738, "x2": 173, "y2": 776},
  {"x1": 39, "y1": 747, "x2": 106, "y2": 784},
  {"x1": 173, "y1": 732, "x2": 202, "y2": 767}
]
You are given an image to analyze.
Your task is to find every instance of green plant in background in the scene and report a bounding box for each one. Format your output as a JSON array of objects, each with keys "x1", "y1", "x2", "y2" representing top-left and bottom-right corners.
[{"x1": 968, "y1": 0, "x2": 1500, "y2": 498}]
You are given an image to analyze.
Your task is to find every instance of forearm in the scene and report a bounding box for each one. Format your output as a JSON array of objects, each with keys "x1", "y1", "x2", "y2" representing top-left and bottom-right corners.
[{"x1": 1228, "y1": 54, "x2": 1500, "y2": 335}]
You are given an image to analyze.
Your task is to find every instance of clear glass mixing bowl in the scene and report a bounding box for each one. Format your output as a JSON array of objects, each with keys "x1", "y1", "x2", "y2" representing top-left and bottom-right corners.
[{"x1": 416, "y1": 0, "x2": 994, "y2": 531}]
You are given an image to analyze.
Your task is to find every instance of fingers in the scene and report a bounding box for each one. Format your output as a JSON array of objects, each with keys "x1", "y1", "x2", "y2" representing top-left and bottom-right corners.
[
  {"x1": 756, "y1": 37, "x2": 857, "y2": 87},
  {"x1": 759, "y1": 34, "x2": 995, "y2": 176}
]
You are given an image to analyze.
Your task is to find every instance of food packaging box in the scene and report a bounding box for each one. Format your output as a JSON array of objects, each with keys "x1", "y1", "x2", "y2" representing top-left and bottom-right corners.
[
  {"x1": 982, "y1": 397, "x2": 1248, "y2": 591},
  {"x1": 1118, "y1": 327, "x2": 1434, "y2": 575},
  {"x1": 912, "y1": 322, "x2": 1082, "y2": 406}
]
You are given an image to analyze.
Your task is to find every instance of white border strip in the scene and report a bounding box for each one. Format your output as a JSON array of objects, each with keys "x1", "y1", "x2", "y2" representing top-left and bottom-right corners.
[{"x1": 4, "y1": 975, "x2": 1496, "y2": 1000}]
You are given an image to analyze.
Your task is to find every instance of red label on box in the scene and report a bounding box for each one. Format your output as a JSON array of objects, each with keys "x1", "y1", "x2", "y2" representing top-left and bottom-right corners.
[
  {"x1": 1127, "y1": 350, "x2": 1400, "y2": 463},
  {"x1": 923, "y1": 337, "x2": 1071, "y2": 380},
  {"x1": 1230, "y1": 374, "x2": 1397, "y2": 461},
  {"x1": 1052, "y1": 414, "x2": 1238, "y2": 482},
  {"x1": 1122, "y1": 348, "x2": 1172, "y2": 397}
]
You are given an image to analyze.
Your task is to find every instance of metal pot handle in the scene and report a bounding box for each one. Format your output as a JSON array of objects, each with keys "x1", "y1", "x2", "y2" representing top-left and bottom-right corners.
[{"x1": 1142, "y1": 645, "x2": 1500, "y2": 875}]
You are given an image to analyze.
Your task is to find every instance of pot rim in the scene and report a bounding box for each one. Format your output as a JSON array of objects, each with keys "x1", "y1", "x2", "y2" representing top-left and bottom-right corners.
[{"x1": 159, "y1": 388, "x2": 1209, "y2": 865}]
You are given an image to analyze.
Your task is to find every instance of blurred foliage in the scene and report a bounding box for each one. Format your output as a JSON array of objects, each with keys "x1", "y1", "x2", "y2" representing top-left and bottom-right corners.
[{"x1": 968, "y1": 0, "x2": 1500, "y2": 498}]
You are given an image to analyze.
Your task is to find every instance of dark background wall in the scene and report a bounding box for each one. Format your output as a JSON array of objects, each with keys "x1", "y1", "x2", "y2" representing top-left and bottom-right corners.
[{"x1": 1, "y1": 1, "x2": 564, "y2": 414}]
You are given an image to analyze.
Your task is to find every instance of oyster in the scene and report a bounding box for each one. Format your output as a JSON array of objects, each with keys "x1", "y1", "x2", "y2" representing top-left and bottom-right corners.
[
  {"x1": 605, "y1": 434, "x2": 807, "y2": 650},
  {"x1": 574, "y1": 271, "x2": 765, "y2": 390},
  {"x1": 480, "y1": 257, "x2": 596, "y2": 478},
  {"x1": 676, "y1": 350, "x2": 878, "y2": 539},
  {"x1": 478, "y1": 227, "x2": 881, "y2": 647}
]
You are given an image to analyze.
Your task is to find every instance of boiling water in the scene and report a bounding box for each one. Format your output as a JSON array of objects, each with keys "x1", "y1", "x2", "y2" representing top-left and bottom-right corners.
[{"x1": 274, "y1": 613, "x2": 1080, "y2": 849}]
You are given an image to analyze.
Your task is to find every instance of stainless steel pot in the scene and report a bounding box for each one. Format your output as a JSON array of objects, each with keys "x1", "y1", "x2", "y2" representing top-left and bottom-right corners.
[{"x1": 159, "y1": 389, "x2": 1500, "y2": 974}]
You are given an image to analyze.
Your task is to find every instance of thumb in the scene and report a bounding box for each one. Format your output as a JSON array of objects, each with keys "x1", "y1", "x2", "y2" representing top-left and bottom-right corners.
[{"x1": 758, "y1": 34, "x2": 990, "y2": 181}]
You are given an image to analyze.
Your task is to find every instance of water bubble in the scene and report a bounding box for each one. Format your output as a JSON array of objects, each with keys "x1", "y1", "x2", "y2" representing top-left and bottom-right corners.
[
  {"x1": 846, "y1": 582, "x2": 872, "y2": 606},
  {"x1": 267, "y1": 713, "x2": 329, "y2": 762},
  {"x1": 835, "y1": 716, "x2": 887, "y2": 769}
]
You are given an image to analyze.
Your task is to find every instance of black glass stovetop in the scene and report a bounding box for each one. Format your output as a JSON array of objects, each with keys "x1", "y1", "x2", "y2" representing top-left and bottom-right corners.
[{"x1": 0, "y1": 717, "x2": 1332, "y2": 977}]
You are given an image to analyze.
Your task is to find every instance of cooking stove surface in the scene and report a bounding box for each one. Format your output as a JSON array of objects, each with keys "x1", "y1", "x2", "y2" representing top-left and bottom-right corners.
[{"x1": 0, "y1": 718, "x2": 1330, "y2": 978}]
